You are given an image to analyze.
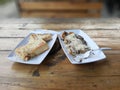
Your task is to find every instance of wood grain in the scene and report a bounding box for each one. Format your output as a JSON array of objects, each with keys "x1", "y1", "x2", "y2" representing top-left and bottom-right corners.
[
  {"x1": 18, "y1": 0, "x2": 102, "y2": 18},
  {"x1": 19, "y1": 0, "x2": 90, "y2": 2},
  {"x1": 0, "y1": 19, "x2": 120, "y2": 90},
  {"x1": 1, "y1": 18, "x2": 120, "y2": 24},
  {"x1": 0, "y1": 23, "x2": 120, "y2": 30},
  {"x1": 19, "y1": 2, "x2": 102, "y2": 10},
  {"x1": 0, "y1": 29, "x2": 120, "y2": 38},
  {"x1": 21, "y1": 11, "x2": 100, "y2": 18},
  {"x1": 40, "y1": 23, "x2": 120, "y2": 30},
  {"x1": 0, "y1": 76, "x2": 119, "y2": 90},
  {"x1": 0, "y1": 51, "x2": 120, "y2": 90}
]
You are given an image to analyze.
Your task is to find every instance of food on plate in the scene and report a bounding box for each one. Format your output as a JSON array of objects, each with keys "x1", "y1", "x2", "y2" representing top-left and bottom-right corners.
[
  {"x1": 29, "y1": 33, "x2": 52, "y2": 42},
  {"x1": 62, "y1": 31, "x2": 90, "y2": 56},
  {"x1": 15, "y1": 33, "x2": 52, "y2": 61}
]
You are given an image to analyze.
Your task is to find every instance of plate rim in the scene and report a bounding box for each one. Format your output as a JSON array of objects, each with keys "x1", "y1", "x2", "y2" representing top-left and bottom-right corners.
[
  {"x1": 7, "y1": 29, "x2": 58, "y2": 65},
  {"x1": 58, "y1": 29, "x2": 106, "y2": 64}
]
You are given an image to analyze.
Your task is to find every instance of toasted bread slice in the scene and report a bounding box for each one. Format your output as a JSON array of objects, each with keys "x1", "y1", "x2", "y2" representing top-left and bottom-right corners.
[
  {"x1": 15, "y1": 38, "x2": 49, "y2": 61},
  {"x1": 29, "y1": 34, "x2": 52, "y2": 43}
]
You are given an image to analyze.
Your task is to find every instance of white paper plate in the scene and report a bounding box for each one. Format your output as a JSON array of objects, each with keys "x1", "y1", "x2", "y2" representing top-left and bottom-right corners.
[
  {"x1": 58, "y1": 30, "x2": 106, "y2": 64},
  {"x1": 7, "y1": 30, "x2": 58, "y2": 65}
]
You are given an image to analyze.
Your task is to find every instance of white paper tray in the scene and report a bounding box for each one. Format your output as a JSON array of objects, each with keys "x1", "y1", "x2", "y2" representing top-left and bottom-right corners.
[
  {"x1": 58, "y1": 30, "x2": 106, "y2": 64},
  {"x1": 8, "y1": 30, "x2": 58, "y2": 65},
  {"x1": 8, "y1": 29, "x2": 106, "y2": 64}
]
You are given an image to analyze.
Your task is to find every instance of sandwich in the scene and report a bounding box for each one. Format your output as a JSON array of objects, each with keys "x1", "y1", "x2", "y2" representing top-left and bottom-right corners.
[{"x1": 15, "y1": 33, "x2": 52, "y2": 61}]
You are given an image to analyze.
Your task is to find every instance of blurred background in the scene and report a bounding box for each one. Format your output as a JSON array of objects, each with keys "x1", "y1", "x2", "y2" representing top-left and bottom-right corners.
[{"x1": 0, "y1": 0, "x2": 120, "y2": 19}]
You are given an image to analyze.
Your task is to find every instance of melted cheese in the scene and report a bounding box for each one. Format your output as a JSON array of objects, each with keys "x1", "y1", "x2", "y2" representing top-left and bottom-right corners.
[{"x1": 64, "y1": 33, "x2": 89, "y2": 55}]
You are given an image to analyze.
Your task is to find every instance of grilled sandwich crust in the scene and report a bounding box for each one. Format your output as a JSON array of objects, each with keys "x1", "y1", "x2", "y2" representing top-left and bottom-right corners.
[
  {"x1": 15, "y1": 38, "x2": 49, "y2": 61},
  {"x1": 29, "y1": 33, "x2": 52, "y2": 43},
  {"x1": 15, "y1": 33, "x2": 52, "y2": 61}
]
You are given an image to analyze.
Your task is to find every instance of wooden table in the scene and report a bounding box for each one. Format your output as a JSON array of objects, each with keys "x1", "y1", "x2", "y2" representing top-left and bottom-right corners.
[{"x1": 0, "y1": 18, "x2": 120, "y2": 90}]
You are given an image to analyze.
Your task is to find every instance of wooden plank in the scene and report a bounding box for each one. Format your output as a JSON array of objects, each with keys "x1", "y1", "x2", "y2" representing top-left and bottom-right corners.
[
  {"x1": 0, "y1": 38, "x2": 120, "y2": 50},
  {"x1": 0, "y1": 19, "x2": 120, "y2": 90},
  {"x1": 84, "y1": 30, "x2": 120, "y2": 38},
  {"x1": 0, "y1": 29, "x2": 120, "y2": 38},
  {"x1": 19, "y1": 2, "x2": 102, "y2": 10},
  {"x1": 40, "y1": 23, "x2": 120, "y2": 30},
  {"x1": 0, "y1": 24, "x2": 40, "y2": 28},
  {"x1": 0, "y1": 51, "x2": 120, "y2": 77},
  {"x1": 21, "y1": 11, "x2": 100, "y2": 18},
  {"x1": 95, "y1": 42, "x2": 120, "y2": 50},
  {"x1": 0, "y1": 29, "x2": 31, "y2": 37},
  {"x1": 92, "y1": 38, "x2": 120, "y2": 43},
  {"x1": 0, "y1": 23, "x2": 120, "y2": 30},
  {"x1": 0, "y1": 50, "x2": 120, "y2": 90},
  {"x1": 0, "y1": 76, "x2": 119, "y2": 90},
  {"x1": 1, "y1": 18, "x2": 120, "y2": 24},
  {"x1": 19, "y1": 0, "x2": 89, "y2": 2},
  {"x1": 0, "y1": 38, "x2": 23, "y2": 50}
]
